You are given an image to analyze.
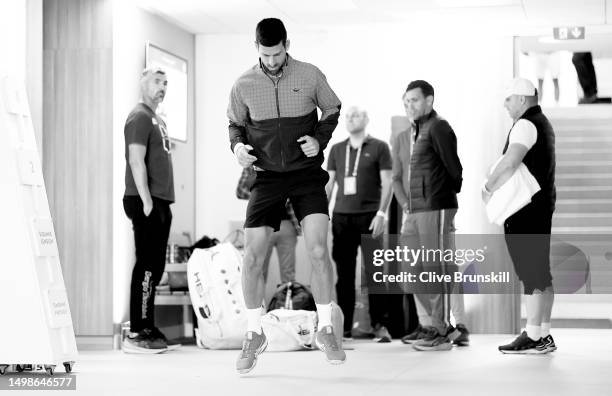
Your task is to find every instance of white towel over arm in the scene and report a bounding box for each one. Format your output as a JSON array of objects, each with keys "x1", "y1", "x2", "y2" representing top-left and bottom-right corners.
[{"x1": 485, "y1": 158, "x2": 541, "y2": 225}]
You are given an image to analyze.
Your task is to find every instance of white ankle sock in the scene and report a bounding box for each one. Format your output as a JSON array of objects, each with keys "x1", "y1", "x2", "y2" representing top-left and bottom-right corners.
[
  {"x1": 526, "y1": 324, "x2": 541, "y2": 341},
  {"x1": 246, "y1": 308, "x2": 262, "y2": 334},
  {"x1": 316, "y1": 303, "x2": 332, "y2": 331},
  {"x1": 541, "y1": 322, "x2": 551, "y2": 337}
]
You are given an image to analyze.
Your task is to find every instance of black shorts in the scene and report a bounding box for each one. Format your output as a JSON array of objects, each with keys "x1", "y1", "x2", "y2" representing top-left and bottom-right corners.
[
  {"x1": 245, "y1": 166, "x2": 329, "y2": 231},
  {"x1": 504, "y1": 203, "x2": 553, "y2": 295}
]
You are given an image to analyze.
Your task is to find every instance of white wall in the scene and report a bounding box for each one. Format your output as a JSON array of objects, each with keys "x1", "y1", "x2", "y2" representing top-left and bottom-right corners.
[
  {"x1": 195, "y1": 28, "x2": 514, "y2": 240},
  {"x1": 0, "y1": 1, "x2": 26, "y2": 78},
  {"x1": 26, "y1": 0, "x2": 43, "y2": 154},
  {"x1": 112, "y1": 2, "x2": 195, "y2": 324},
  {"x1": 0, "y1": 0, "x2": 43, "y2": 155}
]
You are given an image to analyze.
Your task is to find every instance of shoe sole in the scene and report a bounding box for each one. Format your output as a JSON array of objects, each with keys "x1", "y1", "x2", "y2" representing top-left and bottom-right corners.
[
  {"x1": 315, "y1": 339, "x2": 346, "y2": 365},
  {"x1": 499, "y1": 348, "x2": 548, "y2": 355},
  {"x1": 122, "y1": 344, "x2": 169, "y2": 354},
  {"x1": 237, "y1": 338, "x2": 268, "y2": 374},
  {"x1": 401, "y1": 339, "x2": 420, "y2": 344},
  {"x1": 413, "y1": 344, "x2": 453, "y2": 351},
  {"x1": 453, "y1": 340, "x2": 470, "y2": 346},
  {"x1": 166, "y1": 344, "x2": 182, "y2": 351},
  {"x1": 374, "y1": 337, "x2": 391, "y2": 343}
]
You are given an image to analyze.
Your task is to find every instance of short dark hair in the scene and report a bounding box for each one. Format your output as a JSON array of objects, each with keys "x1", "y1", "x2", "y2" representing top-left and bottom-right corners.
[
  {"x1": 405, "y1": 80, "x2": 434, "y2": 98},
  {"x1": 256, "y1": 18, "x2": 287, "y2": 47}
]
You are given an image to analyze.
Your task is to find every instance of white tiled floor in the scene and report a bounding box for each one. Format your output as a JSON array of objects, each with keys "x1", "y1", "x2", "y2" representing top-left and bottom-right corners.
[{"x1": 51, "y1": 330, "x2": 612, "y2": 396}]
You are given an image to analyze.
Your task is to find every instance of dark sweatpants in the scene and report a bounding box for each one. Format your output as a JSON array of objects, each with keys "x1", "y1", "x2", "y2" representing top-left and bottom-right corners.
[{"x1": 123, "y1": 196, "x2": 172, "y2": 333}]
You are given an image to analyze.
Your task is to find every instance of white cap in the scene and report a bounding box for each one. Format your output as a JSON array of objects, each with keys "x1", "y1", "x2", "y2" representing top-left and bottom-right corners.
[{"x1": 504, "y1": 78, "x2": 536, "y2": 98}]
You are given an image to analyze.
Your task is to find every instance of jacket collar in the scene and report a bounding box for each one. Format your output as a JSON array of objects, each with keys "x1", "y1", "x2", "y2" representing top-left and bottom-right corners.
[
  {"x1": 258, "y1": 53, "x2": 291, "y2": 77},
  {"x1": 415, "y1": 109, "x2": 437, "y2": 126}
]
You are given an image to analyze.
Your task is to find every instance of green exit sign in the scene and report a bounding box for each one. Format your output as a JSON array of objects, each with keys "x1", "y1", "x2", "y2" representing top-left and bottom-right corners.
[{"x1": 553, "y1": 26, "x2": 585, "y2": 40}]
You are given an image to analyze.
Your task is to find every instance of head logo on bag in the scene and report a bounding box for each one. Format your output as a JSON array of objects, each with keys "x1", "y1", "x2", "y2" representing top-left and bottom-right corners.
[
  {"x1": 199, "y1": 306, "x2": 211, "y2": 319},
  {"x1": 187, "y1": 242, "x2": 247, "y2": 349},
  {"x1": 193, "y1": 272, "x2": 204, "y2": 296}
]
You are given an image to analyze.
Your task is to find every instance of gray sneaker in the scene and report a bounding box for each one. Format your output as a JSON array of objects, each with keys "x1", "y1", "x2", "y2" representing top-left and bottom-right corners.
[
  {"x1": 122, "y1": 329, "x2": 168, "y2": 354},
  {"x1": 236, "y1": 331, "x2": 268, "y2": 374},
  {"x1": 373, "y1": 325, "x2": 392, "y2": 343},
  {"x1": 315, "y1": 326, "x2": 346, "y2": 364},
  {"x1": 401, "y1": 325, "x2": 436, "y2": 344},
  {"x1": 150, "y1": 326, "x2": 182, "y2": 351},
  {"x1": 412, "y1": 328, "x2": 452, "y2": 351}
]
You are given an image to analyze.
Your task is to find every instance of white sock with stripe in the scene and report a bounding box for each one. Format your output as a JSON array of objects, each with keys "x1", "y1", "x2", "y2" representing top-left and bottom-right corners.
[
  {"x1": 541, "y1": 322, "x2": 551, "y2": 337},
  {"x1": 526, "y1": 324, "x2": 541, "y2": 341}
]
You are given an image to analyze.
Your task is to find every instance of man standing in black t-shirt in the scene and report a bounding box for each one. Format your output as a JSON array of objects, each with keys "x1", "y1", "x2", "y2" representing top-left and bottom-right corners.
[
  {"x1": 326, "y1": 106, "x2": 393, "y2": 343},
  {"x1": 122, "y1": 68, "x2": 175, "y2": 353}
]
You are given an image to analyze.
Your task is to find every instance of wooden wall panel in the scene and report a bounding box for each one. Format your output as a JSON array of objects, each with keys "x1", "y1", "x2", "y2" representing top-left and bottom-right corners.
[{"x1": 43, "y1": 0, "x2": 113, "y2": 336}]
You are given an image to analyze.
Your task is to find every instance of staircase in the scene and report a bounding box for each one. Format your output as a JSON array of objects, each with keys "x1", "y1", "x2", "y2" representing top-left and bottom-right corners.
[
  {"x1": 545, "y1": 105, "x2": 612, "y2": 326},
  {"x1": 552, "y1": 108, "x2": 612, "y2": 234}
]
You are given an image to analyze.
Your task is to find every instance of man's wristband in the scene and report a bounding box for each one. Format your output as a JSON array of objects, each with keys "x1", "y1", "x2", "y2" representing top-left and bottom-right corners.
[{"x1": 376, "y1": 210, "x2": 388, "y2": 220}]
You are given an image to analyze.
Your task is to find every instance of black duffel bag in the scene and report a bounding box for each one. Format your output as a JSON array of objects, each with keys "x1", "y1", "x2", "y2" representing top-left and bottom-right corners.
[{"x1": 267, "y1": 281, "x2": 316, "y2": 311}]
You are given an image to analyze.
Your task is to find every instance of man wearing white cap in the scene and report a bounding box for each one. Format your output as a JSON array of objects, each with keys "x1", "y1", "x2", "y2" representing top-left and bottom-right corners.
[{"x1": 482, "y1": 78, "x2": 557, "y2": 354}]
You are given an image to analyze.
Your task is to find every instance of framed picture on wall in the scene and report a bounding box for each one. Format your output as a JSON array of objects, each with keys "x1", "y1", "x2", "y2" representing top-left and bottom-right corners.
[{"x1": 145, "y1": 42, "x2": 188, "y2": 142}]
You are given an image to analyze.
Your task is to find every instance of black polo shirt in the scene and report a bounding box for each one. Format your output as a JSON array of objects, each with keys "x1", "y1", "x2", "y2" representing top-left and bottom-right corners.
[{"x1": 327, "y1": 135, "x2": 392, "y2": 214}]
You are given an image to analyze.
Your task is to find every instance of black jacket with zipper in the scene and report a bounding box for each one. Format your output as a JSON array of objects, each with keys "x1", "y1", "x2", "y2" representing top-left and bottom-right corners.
[{"x1": 408, "y1": 110, "x2": 462, "y2": 212}]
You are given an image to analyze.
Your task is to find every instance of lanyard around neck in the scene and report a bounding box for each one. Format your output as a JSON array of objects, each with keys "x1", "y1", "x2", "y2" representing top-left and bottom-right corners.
[{"x1": 345, "y1": 142, "x2": 362, "y2": 177}]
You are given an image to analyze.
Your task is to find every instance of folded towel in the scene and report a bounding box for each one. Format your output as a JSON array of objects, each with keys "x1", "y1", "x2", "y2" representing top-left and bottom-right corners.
[{"x1": 486, "y1": 159, "x2": 540, "y2": 225}]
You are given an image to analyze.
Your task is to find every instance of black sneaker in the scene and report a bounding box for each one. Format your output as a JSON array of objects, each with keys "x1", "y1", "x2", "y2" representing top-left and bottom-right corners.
[
  {"x1": 401, "y1": 324, "x2": 433, "y2": 344},
  {"x1": 150, "y1": 327, "x2": 182, "y2": 350},
  {"x1": 498, "y1": 331, "x2": 546, "y2": 354},
  {"x1": 122, "y1": 329, "x2": 168, "y2": 354},
  {"x1": 536, "y1": 334, "x2": 557, "y2": 353},
  {"x1": 445, "y1": 324, "x2": 460, "y2": 341},
  {"x1": 453, "y1": 323, "x2": 470, "y2": 346}
]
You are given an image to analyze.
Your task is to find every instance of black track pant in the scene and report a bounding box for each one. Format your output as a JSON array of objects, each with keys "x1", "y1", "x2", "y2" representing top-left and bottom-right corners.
[{"x1": 123, "y1": 196, "x2": 172, "y2": 333}]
